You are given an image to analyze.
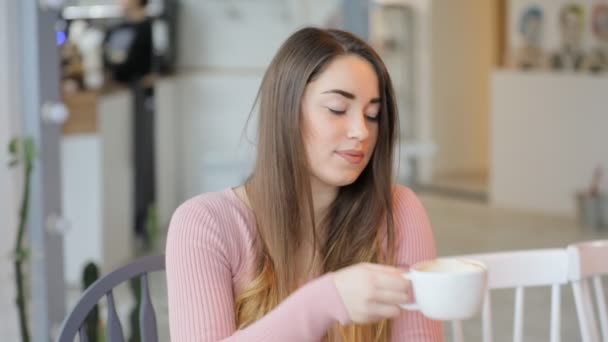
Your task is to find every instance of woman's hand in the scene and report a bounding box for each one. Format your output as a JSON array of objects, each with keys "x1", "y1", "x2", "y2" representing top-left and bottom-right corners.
[{"x1": 333, "y1": 263, "x2": 410, "y2": 324}]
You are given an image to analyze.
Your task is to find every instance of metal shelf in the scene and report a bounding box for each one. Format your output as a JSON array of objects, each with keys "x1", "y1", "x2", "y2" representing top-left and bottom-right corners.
[{"x1": 61, "y1": 3, "x2": 163, "y2": 20}]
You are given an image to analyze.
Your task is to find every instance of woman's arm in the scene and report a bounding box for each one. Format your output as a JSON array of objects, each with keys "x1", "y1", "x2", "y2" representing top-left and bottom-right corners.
[{"x1": 166, "y1": 199, "x2": 350, "y2": 342}]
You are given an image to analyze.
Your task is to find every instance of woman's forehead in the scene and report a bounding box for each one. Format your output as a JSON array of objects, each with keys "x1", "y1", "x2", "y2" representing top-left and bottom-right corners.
[{"x1": 306, "y1": 55, "x2": 380, "y2": 99}]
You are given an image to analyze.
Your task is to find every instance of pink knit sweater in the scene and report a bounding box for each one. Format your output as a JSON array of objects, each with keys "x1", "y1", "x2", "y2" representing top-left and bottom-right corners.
[{"x1": 166, "y1": 185, "x2": 443, "y2": 341}]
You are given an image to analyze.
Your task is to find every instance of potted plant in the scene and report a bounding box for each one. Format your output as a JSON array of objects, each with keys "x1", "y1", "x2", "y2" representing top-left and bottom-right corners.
[
  {"x1": 8, "y1": 137, "x2": 36, "y2": 342},
  {"x1": 577, "y1": 165, "x2": 606, "y2": 229}
]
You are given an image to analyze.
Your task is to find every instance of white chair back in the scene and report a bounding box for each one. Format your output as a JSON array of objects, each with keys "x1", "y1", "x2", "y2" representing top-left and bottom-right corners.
[
  {"x1": 568, "y1": 240, "x2": 608, "y2": 342},
  {"x1": 451, "y1": 248, "x2": 569, "y2": 342}
]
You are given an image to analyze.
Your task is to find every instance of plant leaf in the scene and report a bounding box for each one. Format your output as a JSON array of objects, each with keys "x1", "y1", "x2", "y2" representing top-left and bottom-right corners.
[
  {"x1": 8, "y1": 137, "x2": 18, "y2": 155},
  {"x1": 24, "y1": 138, "x2": 36, "y2": 165},
  {"x1": 14, "y1": 248, "x2": 29, "y2": 263},
  {"x1": 21, "y1": 249, "x2": 30, "y2": 262}
]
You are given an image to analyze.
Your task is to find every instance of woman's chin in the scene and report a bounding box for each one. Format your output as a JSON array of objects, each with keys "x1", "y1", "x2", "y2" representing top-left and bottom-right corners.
[{"x1": 325, "y1": 172, "x2": 362, "y2": 188}]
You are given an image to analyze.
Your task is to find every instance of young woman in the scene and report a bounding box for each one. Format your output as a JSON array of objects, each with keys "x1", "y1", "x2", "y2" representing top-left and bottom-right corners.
[{"x1": 166, "y1": 27, "x2": 443, "y2": 341}]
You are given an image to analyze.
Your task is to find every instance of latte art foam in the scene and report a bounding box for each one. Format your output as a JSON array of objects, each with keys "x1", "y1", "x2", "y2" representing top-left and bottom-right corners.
[{"x1": 416, "y1": 259, "x2": 484, "y2": 273}]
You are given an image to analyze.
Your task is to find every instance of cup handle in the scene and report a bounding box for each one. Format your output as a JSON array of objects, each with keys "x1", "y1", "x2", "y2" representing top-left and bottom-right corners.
[{"x1": 399, "y1": 272, "x2": 420, "y2": 311}]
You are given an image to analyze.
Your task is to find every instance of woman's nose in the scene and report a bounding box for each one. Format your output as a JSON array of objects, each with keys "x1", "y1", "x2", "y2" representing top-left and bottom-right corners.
[{"x1": 346, "y1": 112, "x2": 369, "y2": 141}]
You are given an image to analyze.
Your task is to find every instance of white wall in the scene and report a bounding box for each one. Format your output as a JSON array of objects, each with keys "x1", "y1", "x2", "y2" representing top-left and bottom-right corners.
[
  {"x1": 0, "y1": 0, "x2": 21, "y2": 338},
  {"x1": 177, "y1": 0, "x2": 340, "y2": 69},
  {"x1": 61, "y1": 135, "x2": 102, "y2": 285},
  {"x1": 98, "y1": 91, "x2": 134, "y2": 273},
  {"x1": 61, "y1": 91, "x2": 134, "y2": 285},
  {"x1": 370, "y1": 0, "x2": 436, "y2": 184},
  {"x1": 429, "y1": 0, "x2": 495, "y2": 177},
  {"x1": 155, "y1": 78, "x2": 179, "y2": 228},
  {"x1": 490, "y1": 71, "x2": 608, "y2": 217},
  {"x1": 172, "y1": 0, "x2": 341, "y2": 200},
  {"x1": 61, "y1": 90, "x2": 134, "y2": 285},
  {"x1": 174, "y1": 72, "x2": 259, "y2": 200},
  {"x1": 410, "y1": 0, "x2": 434, "y2": 184}
]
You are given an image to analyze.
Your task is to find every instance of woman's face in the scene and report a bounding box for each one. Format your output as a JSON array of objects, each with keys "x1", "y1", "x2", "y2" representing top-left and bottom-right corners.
[{"x1": 300, "y1": 54, "x2": 381, "y2": 190}]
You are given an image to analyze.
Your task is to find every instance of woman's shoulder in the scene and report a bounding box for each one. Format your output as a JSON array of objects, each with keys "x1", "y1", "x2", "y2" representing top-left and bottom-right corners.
[
  {"x1": 176, "y1": 188, "x2": 247, "y2": 212},
  {"x1": 391, "y1": 184, "x2": 428, "y2": 226},
  {"x1": 390, "y1": 185, "x2": 437, "y2": 264},
  {"x1": 168, "y1": 189, "x2": 255, "y2": 244},
  {"x1": 391, "y1": 184, "x2": 432, "y2": 237},
  {"x1": 166, "y1": 189, "x2": 257, "y2": 278},
  {"x1": 392, "y1": 184, "x2": 420, "y2": 211},
  {"x1": 167, "y1": 189, "x2": 258, "y2": 273}
]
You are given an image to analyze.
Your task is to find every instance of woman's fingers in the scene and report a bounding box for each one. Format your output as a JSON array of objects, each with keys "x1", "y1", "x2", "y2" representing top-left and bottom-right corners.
[
  {"x1": 334, "y1": 262, "x2": 414, "y2": 324},
  {"x1": 364, "y1": 263, "x2": 404, "y2": 275},
  {"x1": 369, "y1": 303, "x2": 402, "y2": 319},
  {"x1": 373, "y1": 288, "x2": 410, "y2": 305},
  {"x1": 371, "y1": 270, "x2": 410, "y2": 293}
]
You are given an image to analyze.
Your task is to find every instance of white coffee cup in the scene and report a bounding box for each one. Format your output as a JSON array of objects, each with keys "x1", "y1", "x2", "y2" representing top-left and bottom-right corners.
[{"x1": 400, "y1": 258, "x2": 488, "y2": 320}]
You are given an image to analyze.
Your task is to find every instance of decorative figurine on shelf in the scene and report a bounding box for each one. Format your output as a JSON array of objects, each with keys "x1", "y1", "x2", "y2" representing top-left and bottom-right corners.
[
  {"x1": 585, "y1": 4, "x2": 608, "y2": 74},
  {"x1": 550, "y1": 4, "x2": 586, "y2": 72},
  {"x1": 511, "y1": 5, "x2": 547, "y2": 70}
]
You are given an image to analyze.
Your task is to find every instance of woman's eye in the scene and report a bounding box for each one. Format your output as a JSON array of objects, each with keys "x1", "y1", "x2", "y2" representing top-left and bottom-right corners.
[
  {"x1": 328, "y1": 108, "x2": 346, "y2": 115},
  {"x1": 366, "y1": 114, "x2": 379, "y2": 122}
]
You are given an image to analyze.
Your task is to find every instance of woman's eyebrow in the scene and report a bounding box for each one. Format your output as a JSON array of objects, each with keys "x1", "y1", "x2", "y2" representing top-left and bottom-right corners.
[
  {"x1": 322, "y1": 89, "x2": 355, "y2": 99},
  {"x1": 322, "y1": 89, "x2": 381, "y2": 103}
]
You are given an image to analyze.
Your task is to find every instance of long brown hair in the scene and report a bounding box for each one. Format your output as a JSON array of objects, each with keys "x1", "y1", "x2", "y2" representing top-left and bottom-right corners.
[{"x1": 236, "y1": 27, "x2": 399, "y2": 341}]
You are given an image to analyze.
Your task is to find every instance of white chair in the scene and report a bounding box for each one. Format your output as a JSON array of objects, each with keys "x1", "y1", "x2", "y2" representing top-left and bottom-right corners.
[
  {"x1": 568, "y1": 240, "x2": 608, "y2": 342},
  {"x1": 450, "y1": 248, "x2": 570, "y2": 342}
]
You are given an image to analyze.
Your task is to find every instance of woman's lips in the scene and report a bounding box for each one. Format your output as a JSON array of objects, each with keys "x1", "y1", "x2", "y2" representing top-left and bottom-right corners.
[{"x1": 335, "y1": 150, "x2": 364, "y2": 164}]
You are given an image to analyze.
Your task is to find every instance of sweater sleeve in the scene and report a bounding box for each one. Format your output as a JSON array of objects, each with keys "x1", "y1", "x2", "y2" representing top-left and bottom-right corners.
[
  {"x1": 165, "y1": 198, "x2": 351, "y2": 342},
  {"x1": 390, "y1": 186, "x2": 444, "y2": 342}
]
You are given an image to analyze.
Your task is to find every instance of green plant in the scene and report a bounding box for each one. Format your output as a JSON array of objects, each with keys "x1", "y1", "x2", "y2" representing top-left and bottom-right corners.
[
  {"x1": 128, "y1": 277, "x2": 142, "y2": 342},
  {"x1": 146, "y1": 203, "x2": 158, "y2": 252},
  {"x1": 82, "y1": 262, "x2": 101, "y2": 342},
  {"x1": 8, "y1": 137, "x2": 36, "y2": 342},
  {"x1": 128, "y1": 203, "x2": 158, "y2": 342}
]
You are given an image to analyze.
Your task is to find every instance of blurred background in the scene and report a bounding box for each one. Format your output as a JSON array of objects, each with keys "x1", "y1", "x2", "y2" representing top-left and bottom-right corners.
[{"x1": 1, "y1": 0, "x2": 607, "y2": 341}]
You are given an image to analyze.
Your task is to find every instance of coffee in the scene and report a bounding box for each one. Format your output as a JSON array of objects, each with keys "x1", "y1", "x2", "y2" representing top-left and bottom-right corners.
[
  {"x1": 416, "y1": 258, "x2": 484, "y2": 273},
  {"x1": 401, "y1": 257, "x2": 488, "y2": 320}
]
